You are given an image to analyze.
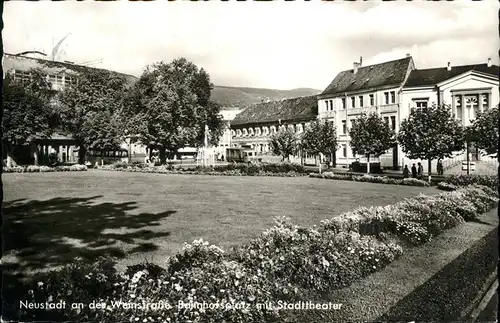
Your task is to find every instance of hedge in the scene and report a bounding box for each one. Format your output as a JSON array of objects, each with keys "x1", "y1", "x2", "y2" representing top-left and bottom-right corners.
[
  {"x1": 2, "y1": 164, "x2": 87, "y2": 173},
  {"x1": 97, "y1": 162, "x2": 308, "y2": 177},
  {"x1": 443, "y1": 174, "x2": 498, "y2": 190},
  {"x1": 310, "y1": 172, "x2": 431, "y2": 187},
  {"x1": 16, "y1": 185, "x2": 498, "y2": 323}
]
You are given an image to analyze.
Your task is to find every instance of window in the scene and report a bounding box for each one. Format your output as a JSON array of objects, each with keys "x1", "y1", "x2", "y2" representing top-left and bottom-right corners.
[
  {"x1": 390, "y1": 116, "x2": 396, "y2": 130},
  {"x1": 415, "y1": 100, "x2": 428, "y2": 108},
  {"x1": 351, "y1": 97, "x2": 356, "y2": 108},
  {"x1": 390, "y1": 91, "x2": 396, "y2": 104},
  {"x1": 325, "y1": 100, "x2": 330, "y2": 111},
  {"x1": 412, "y1": 98, "x2": 429, "y2": 111},
  {"x1": 342, "y1": 98, "x2": 346, "y2": 109},
  {"x1": 384, "y1": 92, "x2": 389, "y2": 105},
  {"x1": 342, "y1": 120, "x2": 346, "y2": 134},
  {"x1": 359, "y1": 96, "x2": 364, "y2": 108},
  {"x1": 14, "y1": 70, "x2": 32, "y2": 83},
  {"x1": 384, "y1": 116, "x2": 389, "y2": 124},
  {"x1": 342, "y1": 145, "x2": 347, "y2": 158},
  {"x1": 482, "y1": 94, "x2": 489, "y2": 111},
  {"x1": 465, "y1": 95, "x2": 479, "y2": 119},
  {"x1": 369, "y1": 94, "x2": 374, "y2": 106}
]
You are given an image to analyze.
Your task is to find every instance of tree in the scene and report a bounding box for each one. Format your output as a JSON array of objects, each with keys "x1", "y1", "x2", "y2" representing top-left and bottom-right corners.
[
  {"x1": 349, "y1": 112, "x2": 395, "y2": 174},
  {"x1": 126, "y1": 58, "x2": 224, "y2": 163},
  {"x1": 57, "y1": 69, "x2": 130, "y2": 164},
  {"x1": 2, "y1": 69, "x2": 56, "y2": 167},
  {"x1": 466, "y1": 106, "x2": 499, "y2": 157},
  {"x1": 398, "y1": 103, "x2": 465, "y2": 181},
  {"x1": 301, "y1": 119, "x2": 339, "y2": 173},
  {"x1": 269, "y1": 129, "x2": 299, "y2": 162}
]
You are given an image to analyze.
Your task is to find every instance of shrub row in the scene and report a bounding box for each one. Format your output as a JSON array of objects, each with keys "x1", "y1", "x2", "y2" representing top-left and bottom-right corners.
[
  {"x1": 3, "y1": 164, "x2": 87, "y2": 173},
  {"x1": 321, "y1": 185, "x2": 498, "y2": 245},
  {"x1": 97, "y1": 162, "x2": 308, "y2": 177},
  {"x1": 310, "y1": 172, "x2": 431, "y2": 187},
  {"x1": 443, "y1": 174, "x2": 498, "y2": 189},
  {"x1": 19, "y1": 185, "x2": 498, "y2": 323}
]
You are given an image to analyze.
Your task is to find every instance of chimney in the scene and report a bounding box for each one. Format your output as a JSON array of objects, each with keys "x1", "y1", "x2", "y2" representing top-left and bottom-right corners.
[
  {"x1": 447, "y1": 62, "x2": 451, "y2": 71},
  {"x1": 406, "y1": 53, "x2": 411, "y2": 58},
  {"x1": 487, "y1": 58, "x2": 492, "y2": 67},
  {"x1": 359, "y1": 56, "x2": 363, "y2": 67},
  {"x1": 353, "y1": 62, "x2": 359, "y2": 74}
]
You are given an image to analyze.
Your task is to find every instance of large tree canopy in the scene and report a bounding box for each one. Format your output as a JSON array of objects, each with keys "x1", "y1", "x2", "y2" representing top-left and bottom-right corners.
[
  {"x1": 2, "y1": 69, "x2": 57, "y2": 166},
  {"x1": 349, "y1": 112, "x2": 395, "y2": 173},
  {"x1": 466, "y1": 106, "x2": 499, "y2": 157},
  {"x1": 2, "y1": 69, "x2": 56, "y2": 145},
  {"x1": 398, "y1": 103, "x2": 464, "y2": 176},
  {"x1": 57, "y1": 69, "x2": 130, "y2": 162},
  {"x1": 270, "y1": 129, "x2": 299, "y2": 162},
  {"x1": 301, "y1": 119, "x2": 338, "y2": 172},
  {"x1": 127, "y1": 58, "x2": 224, "y2": 162}
]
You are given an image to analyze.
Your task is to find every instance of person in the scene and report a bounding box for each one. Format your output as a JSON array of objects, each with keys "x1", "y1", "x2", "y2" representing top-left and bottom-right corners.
[
  {"x1": 144, "y1": 155, "x2": 150, "y2": 164},
  {"x1": 417, "y1": 162, "x2": 424, "y2": 179},
  {"x1": 403, "y1": 165, "x2": 409, "y2": 178},
  {"x1": 437, "y1": 159, "x2": 444, "y2": 175},
  {"x1": 411, "y1": 163, "x2": 417, "y2": 178}
]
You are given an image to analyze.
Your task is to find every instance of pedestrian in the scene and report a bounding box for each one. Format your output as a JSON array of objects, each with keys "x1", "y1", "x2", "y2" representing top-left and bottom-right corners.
[
  {"x1": 411, "y1": 163, "x2": 417, "y2": 178},
  {"x1": 403, "y1": 165, "x2": 409, "y2": 178},
  {"x1": 417, "y1": 162, "x2": 424, "y2": 179},
  {"x1": 437, "y1": 159, "x2": 444, "y2": 175}
]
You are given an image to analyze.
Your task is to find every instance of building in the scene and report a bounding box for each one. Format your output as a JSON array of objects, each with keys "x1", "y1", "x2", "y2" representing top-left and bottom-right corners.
[
  {"x1": 216, "y1": 109, "x2": 243, "y2": 157},
  {"x1": 318, "y1": 56, "x2": 414, "y2": 169},
  {"x1": 3, "y1": 51, "x2": 140, "y2": 165},
  {"x1": 230, "y1": 96, "x2": 318, "y2": 162},
  {"x1": 318, "y1": 55, "x2": 499, "y2": 171}
]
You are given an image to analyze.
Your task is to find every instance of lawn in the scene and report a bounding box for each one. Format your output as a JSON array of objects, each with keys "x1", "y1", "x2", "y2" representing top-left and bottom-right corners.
[{"x1": 2, "y1": 170, "x2": 437, "y2": 276}]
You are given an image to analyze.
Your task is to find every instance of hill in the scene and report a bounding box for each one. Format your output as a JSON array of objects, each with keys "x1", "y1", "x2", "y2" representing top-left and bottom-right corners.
[{"x1": 211, "y1": 86, "x2": 321, "y2": 109}]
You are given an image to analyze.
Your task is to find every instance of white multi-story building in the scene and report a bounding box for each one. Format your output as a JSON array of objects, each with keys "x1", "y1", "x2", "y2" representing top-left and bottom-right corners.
[
  {"x1": 317, "y1": 56, "x2": 414, "y2": 169},
  {"x1": 318, "y1": 55, "x2": 499, "y2": 171}
]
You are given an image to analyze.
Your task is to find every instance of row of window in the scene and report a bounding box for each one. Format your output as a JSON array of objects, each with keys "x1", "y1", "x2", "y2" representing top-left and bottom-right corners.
[
  {"x1": 232, "y1": 124, "x2": 305, "y2": 138},
  {"x1": 325, "y1": 91, "x2": 398, "y2": 111},
  {"x1": 13, "y1": 70, "x2": 77, "y2": 87},
  {"x1": 339, "y1": 116, "x2": 396, "y2": 135}
]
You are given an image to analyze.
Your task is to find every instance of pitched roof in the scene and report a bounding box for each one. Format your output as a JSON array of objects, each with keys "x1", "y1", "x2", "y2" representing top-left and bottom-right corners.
[
  {"x1": 404, "y1": 64, "x2": 499, "y2": 87},
  {"x1": 319, "y1": 57, "x2": 413, "y2": 97},
  {"x1": 231, "y1": 95, "x2": 318, "y2": 126}
]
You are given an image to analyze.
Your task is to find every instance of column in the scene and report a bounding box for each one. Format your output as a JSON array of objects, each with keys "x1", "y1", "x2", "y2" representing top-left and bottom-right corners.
[
  {"x1": 461, "y1": 95, "x2": 466, "y2": 126},
  {"x1": 479, "y1": 94, "x2": 484, "y2": 114},
  {"x1": 33, "y1": 144, "x2": 39, "y2": 165},
  {"x1": 451, "y1": 95, "x2": 456, "y2": 118}
]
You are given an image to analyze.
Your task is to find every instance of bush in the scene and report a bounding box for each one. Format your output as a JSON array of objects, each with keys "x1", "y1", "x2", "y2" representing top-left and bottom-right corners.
[
  {"x1": 311, "y1": 173, "x2": 430, "y2": 187},
  {"x1": 320, "y1": 185, "x2": 497, "y2": 246},
  {"x1": 17, "y1": 185, "x2": 498, "y2": 322},
  {"x1": 437, "y1": 182, "x2": 458, "y2": 191},
  {"x1": 445, "y1": 174, "x2": 498, "y2": 189},
  {"x1": 3, "y1": 165, "x2": 87, "y2": 173},
  {"x1": 96, "y1": 162, "x2": 307, "y2": 177},
  {"x1": 401, "y1": 178, "x2": 430, "y2": 187}
]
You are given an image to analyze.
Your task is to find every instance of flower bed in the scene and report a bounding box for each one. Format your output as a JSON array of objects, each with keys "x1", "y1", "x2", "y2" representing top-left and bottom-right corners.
[
  {"x1": 96, "y1": 162, "x2": 308, "y2": 177},
  {"x1": 436, "y1": 182, "x2": 459, "y2": 191},
  {"x1": 3, "y1": 164, "x2": 87, "y2": 173},
  {"x1": 310, "y1": 172, "x2": 430, "y2": 187},
  {"x1": 16, "y1": 185, "x2": 498, "y2": 323},
  {"x1": 443, "y1": 174, "x2": 498, "y2": 189}
]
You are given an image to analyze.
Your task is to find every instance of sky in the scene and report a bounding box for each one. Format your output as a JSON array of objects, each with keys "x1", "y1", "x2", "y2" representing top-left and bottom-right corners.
[{"x1": 4, "y1": 1, "x2": 499, "y2": 91}]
